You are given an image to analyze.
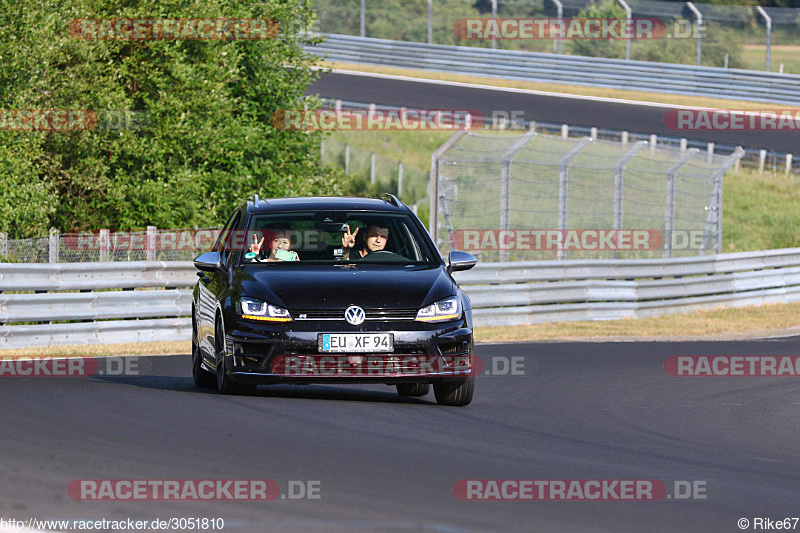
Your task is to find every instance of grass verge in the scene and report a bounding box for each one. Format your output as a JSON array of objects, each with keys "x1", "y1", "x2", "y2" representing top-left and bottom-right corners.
[
  {"x1": 0, "y1": 341, "x2": 190, "y2": 358},
  {"x1": 475, "y1": 302, "x2": 800, "y2": 342}
]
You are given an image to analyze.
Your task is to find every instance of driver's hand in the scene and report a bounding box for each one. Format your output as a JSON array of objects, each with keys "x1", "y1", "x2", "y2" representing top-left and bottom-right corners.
[{"x1": 341, "y1": 225, "x2": 358, "y2": 249}]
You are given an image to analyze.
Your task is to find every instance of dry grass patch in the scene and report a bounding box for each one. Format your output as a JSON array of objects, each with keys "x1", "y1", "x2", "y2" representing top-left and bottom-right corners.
[
  {"x1": 475, "y1": 302, "x2": 800, "y2": 342},
  {"x1": 0, "y1": 340, "x2": 190, "y2": 358}
]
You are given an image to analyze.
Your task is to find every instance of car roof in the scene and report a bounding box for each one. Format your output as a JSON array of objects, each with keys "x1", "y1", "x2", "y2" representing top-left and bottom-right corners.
[{"x1": 246, "y1": 196, "x2": 409, "y2": 214}]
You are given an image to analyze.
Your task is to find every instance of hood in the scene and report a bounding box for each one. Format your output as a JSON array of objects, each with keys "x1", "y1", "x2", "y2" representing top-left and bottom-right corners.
[{"x1": 237, "y1": 264, "x2": 455, "y2": 311}]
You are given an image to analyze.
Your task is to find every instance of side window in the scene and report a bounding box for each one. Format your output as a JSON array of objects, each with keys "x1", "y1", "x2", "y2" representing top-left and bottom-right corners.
[{"x1": 214, "y1": 209, "x2": 242, "y2": 267}]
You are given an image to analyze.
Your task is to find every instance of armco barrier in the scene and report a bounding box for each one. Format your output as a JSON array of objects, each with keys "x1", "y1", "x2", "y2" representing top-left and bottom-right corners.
[
  {"x1": 308, "y1": 34, "x2": 800, "y2": 105},
  {"x1": 2, "y1": 249, "x2": 800, "y2": 348}
]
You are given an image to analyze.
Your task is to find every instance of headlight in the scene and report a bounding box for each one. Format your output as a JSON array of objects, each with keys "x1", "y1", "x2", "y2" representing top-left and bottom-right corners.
[
  {"x1": 239, "y1": 297, "x2": 292, "y2": 322},
  {"x1": 415, "y1": 297, "x2": 461, "y2": 322}
]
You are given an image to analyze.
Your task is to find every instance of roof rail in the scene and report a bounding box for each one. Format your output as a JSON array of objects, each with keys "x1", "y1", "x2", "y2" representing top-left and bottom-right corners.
[{"x1": 378, "y1": 193, "x2": 401, "y2": 207}]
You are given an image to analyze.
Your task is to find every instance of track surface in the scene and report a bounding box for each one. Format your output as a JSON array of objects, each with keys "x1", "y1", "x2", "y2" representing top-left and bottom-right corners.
[
  {"x1": 2, "y1": 339, "x2": 800, "y2": 532},
  {"x1": 306, "y1": 72, "x2": 800, "y2": 153}
]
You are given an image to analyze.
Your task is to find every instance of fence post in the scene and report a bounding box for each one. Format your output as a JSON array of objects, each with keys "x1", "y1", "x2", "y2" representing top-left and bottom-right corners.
[
  {"x1": 429, "y1": 130, "x2": 468, "y2": 240},
  {"x1": 617, "y1": 0, "x2": 632, "y2": 61},
  {"x1": 360, "y1": 0, "x2": 366, "y2": 38},
  {"x1": 614, "y1": 142, "x2": 646, "y2": 259},
  {"x1": 370, "y1": 153, "x2": 376, "y2": 184},
  {"x1": 558, "y1": 138, "x2": 592, "y2": 260},
  {"x1": 146, "y1": 225, "x2": 156, "y2": 262},
  {"x1": 320, "y1": 140, "x2": 325, "y2": 159},
  {"x1": 397, "y1": 161, "x2": 403, "y2": 198},
  {"x1": 687, "y1": 2, "x2": 703, "y2": 66},
  {"x1": 590, "y1": 127, "x2": 598, "y2": 140},
  {"x1": 649, "y1": 134, "x2": 657, "y2": 152},
  {"x1": 49, "y1": 228, "x2": 59, "y2": 263},
  {"x1": 664, "y1": 149, "x2": 698, "y2": 258},
  {"x1": 0, "y1": 232, "x2": 6, "y2": 260},
  {"x1": 707, "y1": 142, "x2": 714, "y2": 163},
  {"x1": 786, "y1": 154, "x2": 793, "y2": 176},
  {"x1": 561, "y1": 124, "x2": 568, "y2": 139},
  {"x1": 99, "y1": 229, "x2": 110, "y2": 262},
  {"x1": 500, "y1": 130, "x2": 537, "y2": 261},
  {"x1": 552, "y1": 0, "x2": 563, "y2": 54},
  {"x1": 735, "y1": 146, "x2": 743, "y2": 171},
  {"x1": 759, "y1": 149, "x2": 767, "y2": 173},
  {"x1": 345, "y1": 144, "x2": 350, "y2": 174},
  {"x1": 680, "y1": 138, "x2": 687, "y2": 153},
  {"x1": 491, "y1": 0, "x2": 497, "y2": 50},
  {"x1": 756, "y1": 6, "x2": 771, "y2": 72},
  {"x1": 427, "y1": 0, "x2": 432, "y2": 44},
  {"x1": 621, "y1": 131, "x2": 628, "y2": 145}
]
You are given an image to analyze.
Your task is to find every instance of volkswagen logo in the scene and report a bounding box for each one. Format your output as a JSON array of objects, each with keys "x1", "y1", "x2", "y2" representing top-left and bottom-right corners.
[{"x1": 344, "y1": 305, "x2": 365, "y2": 325}]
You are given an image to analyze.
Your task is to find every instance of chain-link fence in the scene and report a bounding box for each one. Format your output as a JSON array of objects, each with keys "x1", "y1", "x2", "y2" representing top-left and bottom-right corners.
[
  {"x1": 313, "y1": 0, "x2": 800, "y2": 72},
  {"x1": 432, "y1": 129, "x2": 743, "y2": 261},
  {"x1": 0, "y1": 227, "x2": 222, "y2": 263}
]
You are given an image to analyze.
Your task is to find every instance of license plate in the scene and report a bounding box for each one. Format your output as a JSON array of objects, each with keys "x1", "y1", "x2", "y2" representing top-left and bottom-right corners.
[{"x1": 319, "y1": 333, "x2": 393, "y2": 353}]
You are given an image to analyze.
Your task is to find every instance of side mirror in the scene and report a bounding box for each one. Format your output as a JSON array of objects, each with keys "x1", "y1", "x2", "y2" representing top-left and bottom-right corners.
[
  {"x1": 447, "y1": 250, "x2": 477, "y2": 273},
  {"x1": 194, "y1": 251, "x2": 224, "y2": 273}
]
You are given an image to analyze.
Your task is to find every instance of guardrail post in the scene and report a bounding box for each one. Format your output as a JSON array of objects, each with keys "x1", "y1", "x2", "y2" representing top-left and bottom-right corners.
[
  {"x1": 146, "y1": 226, "x2": 156, "y2": 262},
  {"x1": 664, "y1": 149, "x2": 698, "y2": 258},
  {"x1": 500, "y1": 130, "x2": 537, "y2": 261},
  {"x1": 0, "y1": 232, "x2": 6, "y2": 260},
  {"x1": 621, "y1": 131, "x2": 628, "y2": 145},
  {"x1": 558, "y1": 138, "x2": 591, "y2": 260},
  {"x1": 756, "y1": 6, "x2": 771, "y2": 72},
  {"x1": 614, "y1": 142, "x2": 646, "y2": 259},
  {"x1": 759, "y1": 149, "x2": 767, "y2": 174},
  {"x1": 687, "y1": 2, "x2": 703, "y2": 66},
  {"x1": 590, "y1": 127, "x2": 598, "y2": 140},
  {"x1": 561, "y1": 124, "x2": 568, "y2": 139},
  {"x1": 707, "y1": 142, "x2": 714, "y2": 163},
  {"x1": 649, "y1": 134, "x2": 657, "y2": 152},
  {"x1": 397, "y1": 161, "x2": 403, "y2": 198},
  {"x1": 49, "y1": 228, "x2": 59, "y2": 263},
  {"x1": 786, "y1": 154, "x2": 793, "y2": 176},
  {"x1": 680, "y1": 138, "x2": 687, "y2": 153}
]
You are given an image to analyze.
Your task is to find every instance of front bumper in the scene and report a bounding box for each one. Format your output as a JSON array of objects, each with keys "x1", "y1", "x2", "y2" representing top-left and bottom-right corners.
[{"x1": 222, "y1": 316, "x2": 473, "y2": 385}]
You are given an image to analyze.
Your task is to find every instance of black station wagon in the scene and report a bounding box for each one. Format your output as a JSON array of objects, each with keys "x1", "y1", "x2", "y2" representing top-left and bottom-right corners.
[{"x1": 192, "y1": 195, "x2": 477, "y2": 406}]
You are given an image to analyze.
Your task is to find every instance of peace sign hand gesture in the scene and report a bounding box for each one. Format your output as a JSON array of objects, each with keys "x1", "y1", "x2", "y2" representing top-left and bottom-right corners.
[
  {"x1": 341, "y1": 225, "x2": 359, "y2": 249},
  {"x1": 249, "y1": 233, "x2": 265, "y2": 254}
]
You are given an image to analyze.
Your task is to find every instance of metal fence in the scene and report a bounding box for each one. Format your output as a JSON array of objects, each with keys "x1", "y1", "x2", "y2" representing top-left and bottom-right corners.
[
  {"x1": 308, "y1": 34, "x2": 800, "y2": 105},
  {"x1": 313, "y1": 0, "x2": 800, "y2": 72},
  {"x1": 0, "y1": 227, "x2": 221, "y2": 264},
  {"x1": 431, "y1": 129, "x2": 743, "y2": 261},
  {"x1": 2, "y1": 249, "x2": 799, "y2": 347}
]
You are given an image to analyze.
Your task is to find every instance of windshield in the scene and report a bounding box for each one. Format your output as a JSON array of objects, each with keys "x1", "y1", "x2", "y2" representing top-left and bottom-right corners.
[{"x1": 239, "y1": 210, "x2": 439, "y2": 265}]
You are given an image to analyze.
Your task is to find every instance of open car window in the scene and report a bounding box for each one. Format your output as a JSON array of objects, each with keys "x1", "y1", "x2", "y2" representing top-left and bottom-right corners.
[{"x1": 240, "y1": 211, "x2": 439, "y2": 265}]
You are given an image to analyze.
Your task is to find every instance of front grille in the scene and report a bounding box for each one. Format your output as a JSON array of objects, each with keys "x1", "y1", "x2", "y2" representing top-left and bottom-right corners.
[{"x1": 292, "y1": 308, "x2": 417, "y2": 321}]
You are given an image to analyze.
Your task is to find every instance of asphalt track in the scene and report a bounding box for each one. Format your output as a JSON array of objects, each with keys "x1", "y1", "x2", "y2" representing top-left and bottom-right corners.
[
  {"x1": 2, "y1": 339, "x2": 800, "y2": 532},
  {"x1": 305, "y1": 71, "x2": 800, "y2": 153}
]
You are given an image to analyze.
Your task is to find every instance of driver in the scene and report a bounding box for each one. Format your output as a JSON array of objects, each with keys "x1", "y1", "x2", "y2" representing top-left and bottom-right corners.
[
  {"x1": 341, "y1": 223, "x2": 388, "y2": 261},
  {"x1": 246, "y1": 230, "x2": 299, "y2": 262}
]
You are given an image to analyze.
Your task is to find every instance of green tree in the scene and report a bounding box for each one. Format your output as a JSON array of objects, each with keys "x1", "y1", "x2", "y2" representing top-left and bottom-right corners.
[
  {"x1": 0, "y1": 0, "x2": 345, "y2": 236},
  {"x1": 566, "y1": 0, "x2": 627, "y2": 59}
]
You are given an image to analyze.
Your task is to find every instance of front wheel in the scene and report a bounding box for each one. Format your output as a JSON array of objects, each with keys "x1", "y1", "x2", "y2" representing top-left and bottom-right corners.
[
  {"x1": 396, "y1": 383, "x2": 430, "y2": 397},
  {"x1": 215, "y1": 319, "x2": 254, "y2": 395},
  {"x1": 192, "y1": 316, "x2": 215, "y2": 388},
  {"x1": 433, "y1": 376, "x2": 474, "y2": 406}
]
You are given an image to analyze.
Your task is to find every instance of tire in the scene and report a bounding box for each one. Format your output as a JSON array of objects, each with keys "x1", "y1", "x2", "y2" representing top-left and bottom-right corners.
[
  {"x1": 215, "y1": 318, "x2": 254, "y2": 395},
  {"x1": 433, "y1": 376, "x2": 474, "y2": 406},
  {"x1": 396, "y1": 383, "x2": 430, "y2": 397},
  {"x1": 192, "y1": 324, "x2": 215, "y2": 388}
]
